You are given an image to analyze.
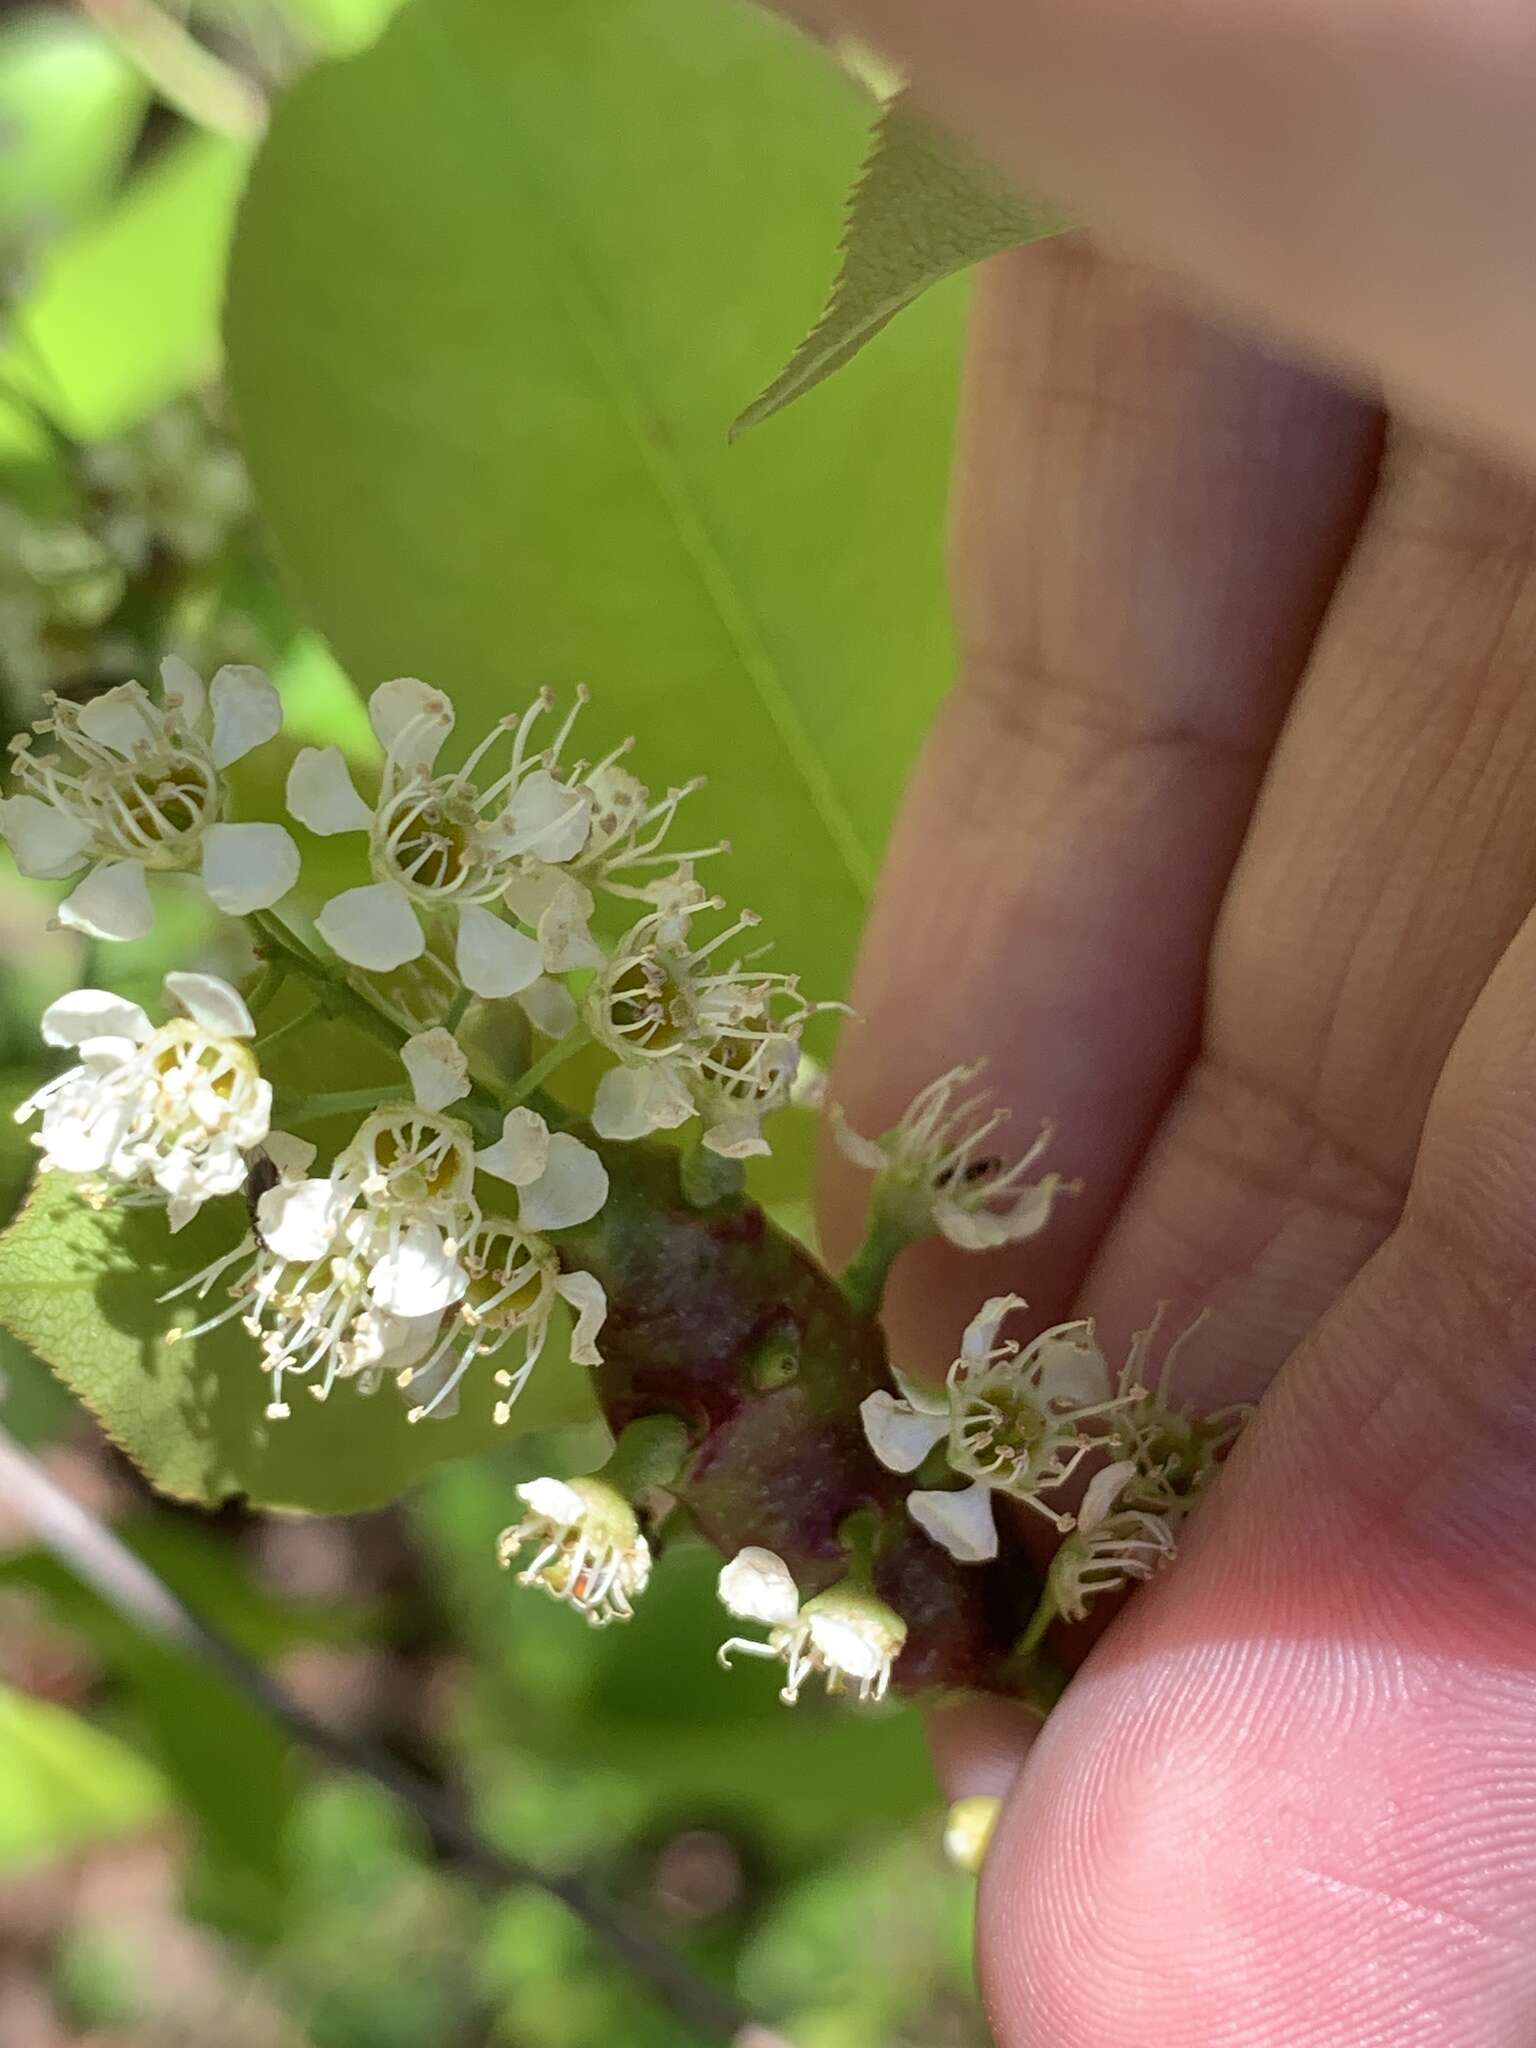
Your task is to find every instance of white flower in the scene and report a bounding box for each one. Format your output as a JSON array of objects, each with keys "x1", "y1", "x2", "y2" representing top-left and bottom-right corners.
[
  {"x1": 289, "y1": 681, "x2": 589, "y2": 999},
  {"x1": 160, "y1": 1142, "x2": 443, "y2": 1419},
  {"x1": 397, "y1": 1214, "x2": 606, "y2": 1425},
  {"x1": 475, "y1": 1107, "x2": 609, "y2": 1232},
  {"x1": 1107, "y1": 1307, "x2": 1251, "y2": 1519},
  {"x1": 0, "y1": 662, "x2": 298, "y2": 939},
  {"x1": 497, "y1": 1476, "x2": 651, "y2": 1626},
  {"x1": 867, "y1": 1295, "x2": 1132, "y2": 1560},
  {"x1": 716, "y1": 1549, "x2": 906, "y2": 1706},
  {"x1": 831, "y1": 1063, "x2": 1068, "y2": 1251},
  {"x1": 1047, "y1": 1459, "x2": 1179, "y2": 1623},
  {"x1": 18, "y1": 971, "x2": 271, "y2": 1229},
  {"x1": 587, "y1": 890, "x2": 811, "y2": 1155}
]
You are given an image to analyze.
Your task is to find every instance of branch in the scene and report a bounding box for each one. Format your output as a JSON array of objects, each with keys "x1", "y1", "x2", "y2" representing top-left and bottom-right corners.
[{"x1": 0, "y1": 1415, "x2": 778, "y2": 2047}]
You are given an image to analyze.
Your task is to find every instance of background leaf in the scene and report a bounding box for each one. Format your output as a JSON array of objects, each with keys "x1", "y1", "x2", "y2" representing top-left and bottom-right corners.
[
  {"x1": 735, "y1": 90, "x2": 1068, "y2": 434},
  {"x1": 0, "y1": 1173, "x2": 605, "y2": 1512},
  {"x1": 225, "y1": 0, "x2": 963, "y2": 1012},
  {"x1": 0, "y1": 1681, "x2": 169, "y2": 1870}
]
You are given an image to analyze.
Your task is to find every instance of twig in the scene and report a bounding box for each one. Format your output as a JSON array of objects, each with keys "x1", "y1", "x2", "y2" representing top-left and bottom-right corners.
[
  {"x1": 0, "y1": 1417, "x2": 766, "y2": 2045},
  {"x1": 74, "y1": 0, "x2": 267, "y2": 138}
]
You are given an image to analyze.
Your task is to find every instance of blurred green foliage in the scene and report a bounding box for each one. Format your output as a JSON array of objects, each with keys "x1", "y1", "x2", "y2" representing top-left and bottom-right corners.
[{"x1": 0, "y1": 0, "x2": 986, "y2": 2039}]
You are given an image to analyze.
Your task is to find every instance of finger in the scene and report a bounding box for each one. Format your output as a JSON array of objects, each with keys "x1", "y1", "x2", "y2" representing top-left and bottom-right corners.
[
  {"x1": 1079, "y1": 431, "x2": 1536, "y2": 1408},
  {"x1": 976, "y1": 892, "x2": 1536, "y2": 2048},
  {"x1": 821, "y1": 238, "x2": 1379, "y2": 1367},
  {"x1": 785, "y1": 0, "x2": 1536, "y2": 469}
]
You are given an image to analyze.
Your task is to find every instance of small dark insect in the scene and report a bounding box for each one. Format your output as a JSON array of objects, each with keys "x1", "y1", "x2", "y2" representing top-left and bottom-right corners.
[
  {"x1": 244, "y1": 1149, "x2": 280, "y2": 1241},
  {"x1": 933, "y1": 1156, "x2": 1003, "y2": 1190}
]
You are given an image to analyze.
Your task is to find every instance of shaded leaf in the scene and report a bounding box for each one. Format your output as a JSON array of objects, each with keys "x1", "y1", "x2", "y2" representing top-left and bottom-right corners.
[
  {"x1": 0, "y1": 1173, "x2": 603, "y2": 1513},
  {"x1": 736, "y1": 91, "x2": 1068, "y2": 434},
  {"x1": 0, "y1": 1682, "x2": 169, "y2": 1870}
]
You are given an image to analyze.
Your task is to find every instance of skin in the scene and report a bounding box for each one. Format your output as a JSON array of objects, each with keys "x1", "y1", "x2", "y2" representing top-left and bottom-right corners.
[{"x1": 787, "y1": 3, "x2": 1536, "y2": 2042}]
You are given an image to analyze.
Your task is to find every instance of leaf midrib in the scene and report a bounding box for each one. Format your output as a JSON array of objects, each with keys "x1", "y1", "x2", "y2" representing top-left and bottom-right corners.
[{"x1": 422, "y1": 4, "x2": 874, "y2": 900}]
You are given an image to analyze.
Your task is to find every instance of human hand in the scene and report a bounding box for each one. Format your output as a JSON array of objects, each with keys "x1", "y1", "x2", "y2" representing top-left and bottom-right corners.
[
  {"x1": 787, "y1": 0, "x2": 1536, "y2": 469},
  {"x1": 820, "y1": 236, "x2": 1536, "y2": 2045}
]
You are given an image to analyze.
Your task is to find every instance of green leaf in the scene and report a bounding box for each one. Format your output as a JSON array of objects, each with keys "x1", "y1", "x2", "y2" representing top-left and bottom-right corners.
[
  {"x1": 0, "y1": 1682, "x2": 169, "y2": 1871},
  {"x1": 0, "y1": 1173, "x2": 602, "y2": 1513},
  {"x1": 5, "y1": 129, "x2": 252, "y2": 439},
  {"x1": 735, "y1": 91, "x2": 1068, "y2": 434},
  {"x1": 0, "y1": 18, "x2": 147, "y2": 235},
  {"x1": 225, "y1": 0, "x2": 961, "y2": 1012}
]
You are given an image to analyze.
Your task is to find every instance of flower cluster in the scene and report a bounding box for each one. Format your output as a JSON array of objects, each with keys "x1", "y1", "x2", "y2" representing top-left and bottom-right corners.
[
  {"x1": 17, "y1": 973, "x2": 271, "y2": 1230},
  {"x1": 166, "y1": 1033, "x2": 609, "y2": 1421},
  {"x1": 1, "y1": 661, "x2": 829, "y2": 1441},
  {"x1": 863, "y1": 1292, "x2": 1249, "y2": 1620},
  {"x1": 716, "y1": 1547, "x2": 906, "y2": 1705}
]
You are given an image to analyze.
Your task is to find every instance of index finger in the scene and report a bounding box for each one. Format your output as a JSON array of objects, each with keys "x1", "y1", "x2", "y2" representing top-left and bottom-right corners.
[{"x1": 784, "y1": 0, "x2": 1536, "y2": 469}]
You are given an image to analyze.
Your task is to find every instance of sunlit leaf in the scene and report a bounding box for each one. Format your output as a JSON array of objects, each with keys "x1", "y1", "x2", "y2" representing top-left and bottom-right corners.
[
  {"x1": 225, "y1": 0, "x2": 962, "y2": 1013},
  {"x1": 6, "y1": 130, "x2": 252, "y2": 438},
  {"x1": 0, "y1": 1682, "x2": 169, "y2": 1870},
  {"x1": 0, "y1": 17, "x2": 147, "y2": 235},
  {"x1": 0, "y1": 1172, "x2": 602, "y2": 1512},
  {"x1": 736, "y1": 90, "x2": 1067, "y2": 433}
]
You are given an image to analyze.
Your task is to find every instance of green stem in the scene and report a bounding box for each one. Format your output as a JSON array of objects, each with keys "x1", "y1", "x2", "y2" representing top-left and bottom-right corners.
[
  {"x1": 838, "y1": 1204, "x2": 913, "y2": 1316},
  {"x1": 1010, "y1": 1581, "x2": 1059, "y2": 1668},
  {"x1": 273, "y1": 1086, "x2": 395, "y2": 1129},
  {"x1": 444, "y1": 988, "x2": 472, "y2": 1033},
  {"x1": 255, "y1": 999, "x2": 320, "y2": 1057},
  {"x1": 503, "y1": 1026, "x2": 589, "y2": 1109},
  {"x1": 246, "y1": 959, "x2": 288, "y2": 1022}
]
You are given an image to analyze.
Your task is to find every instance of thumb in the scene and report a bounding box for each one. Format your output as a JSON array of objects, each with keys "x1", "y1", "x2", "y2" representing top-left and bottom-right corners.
[
  {"x1": 973, "y1": 905, "x2": 1536, "y2": 2046},
  {"x1": 781, "y1": 0, "x2": 1536, "y2": 470}
]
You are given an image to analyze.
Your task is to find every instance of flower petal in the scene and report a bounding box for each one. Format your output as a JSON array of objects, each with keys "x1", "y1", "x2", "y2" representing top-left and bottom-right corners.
[
  {"x1": 859, "y1": 1390, "x2": 948, "y2": 1474},
  {"x1": 316, "y1": 882, "x2": 423, "y2": 970},
  {"x1": 159, "y1": 654, "x2": 206, "y2": 728},
  {"x1": 262, "y1": 1130, "x2": 317, "y2": 1177},
  {"x1": 368, "y1": 1219, "x2": 468, "y2": 1317},
  {"x1": 536, "y1": 876, "x2": 604, "y2": 972},
  {"x1": 475, "y1": 1106, "x2": 551, "y2": 1188},
  {"x1": 1028, "y1": 1319, "x2": 1113, "y2": 1408},
  {"x1": 286, "y1": 745, "x2": 372, "y2": 834},
  {"x1": 518, "y1": 1133, "x2": 608, "y2": 1232},
  {"x1": 555, "y1": 1269, "x2": 607, "y2": 1365},
  {"x1": 455, "y1": 902, "x2": 542, "y2": 999},
  {"x1": 0, "y1": 795, "x2": 92, "y2": 879},
  {"x1": 701, "y1": 1115, "x2": 769, "y2": 1160},
  {"x1": 718, "y1": 1547, "x2": 800, "y2": 1626},
  {"x1": 209, "y1": 665, "x2": 283, "y2": 767},
  {"x1": 164, "y1": 972, "x2": 255, "y2": 1039},
  {"x1": 257, "y1": 1176, "x2": 347, "y2": 1262},
  {"x1": 369, "y1": 677, "x2": 452, "y2": 771},
  {"x1": 500, "y1": 769, "x2": 591, "y2": 863},
  {"x1": 517, "y1": 1476, "x2": 585, "y2": 1525},
  {"x1": 40, "y1": 989, "x2": 151, "y2": 1049},
  {"x1": 939, "y1": 1176, "x2": 1063, "y2": 1251},
  {"x1": 591, "y1": 1064, "x2": 693, "y2": 1142},
  {"x1": 1078, "y1": 1459, "x2": 1139, "y2": 1535},
  {"x1": 57, "y1": 860, "x2": 153, "y2": 941},
  {"x1": 907, "y1": 1482, "x2": 999, "y2": 1564},
  {"x1": 200, "y1": 822, "x2": 300, "y2": 915},
  {"x1": 827, "y1": 1102, "x2": 887, "y2": 1173},
  {"x1": 77, "y1": 682, "x2": 154, "y2": 754},
  {"x1": 958, "y1": 1293, "x2": 1028, "y2": 1365},
  {"x1": 402, "y1": 1027, "x2": 470, "y2": 1111},
  {"x1": 517, "y1": 974, "x2": 578, "y2": 1040}
]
